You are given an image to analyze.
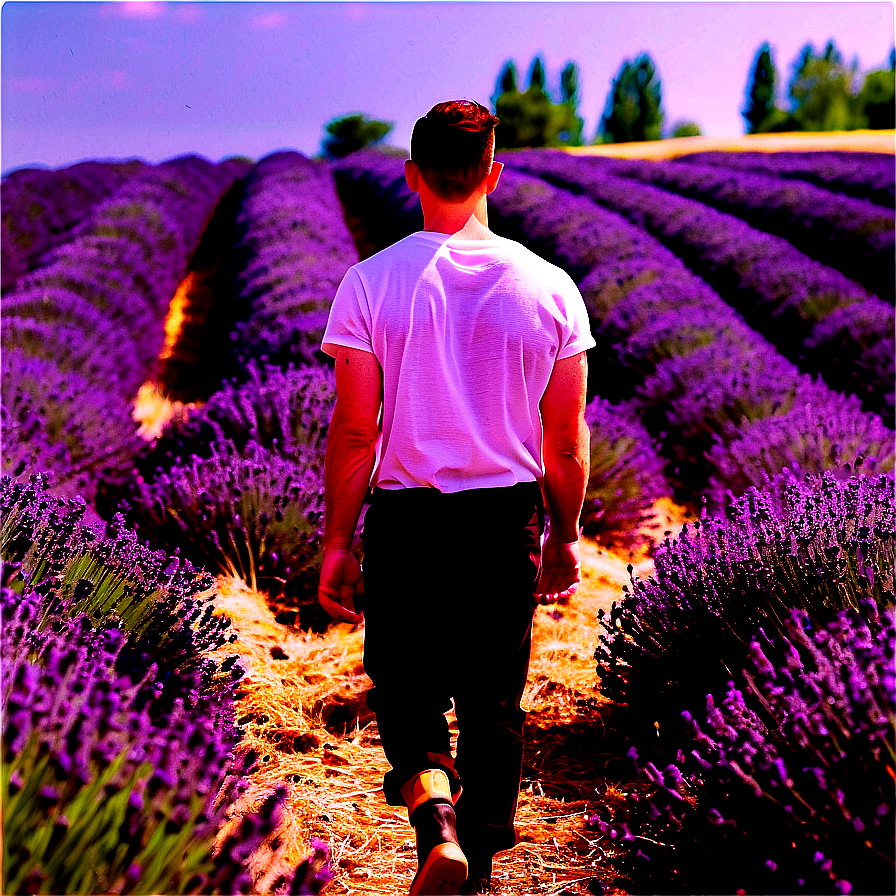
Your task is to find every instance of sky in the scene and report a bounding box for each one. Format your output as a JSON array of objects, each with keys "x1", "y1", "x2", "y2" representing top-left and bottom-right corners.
[{"x1": 1, "y1": 0, "x2": 893, "y2": 174}]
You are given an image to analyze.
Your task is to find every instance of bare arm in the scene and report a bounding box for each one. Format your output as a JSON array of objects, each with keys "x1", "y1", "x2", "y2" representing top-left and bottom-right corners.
[
  {"x1": 535, "y1": 351, "x2": 590, "y2": 601},
  {"x1": 318, "y1": 346, "x2": 382, "y2": 623}
]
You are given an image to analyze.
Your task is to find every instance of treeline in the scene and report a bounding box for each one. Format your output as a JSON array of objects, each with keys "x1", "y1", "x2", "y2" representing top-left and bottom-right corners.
[{"x1": 320, "y1": 39, "x2": 896, "y2": 155}]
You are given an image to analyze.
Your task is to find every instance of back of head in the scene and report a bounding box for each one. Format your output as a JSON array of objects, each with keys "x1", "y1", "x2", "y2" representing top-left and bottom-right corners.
[{"x1": 411, "y1": 100, "x2": 499, "y2": 202}]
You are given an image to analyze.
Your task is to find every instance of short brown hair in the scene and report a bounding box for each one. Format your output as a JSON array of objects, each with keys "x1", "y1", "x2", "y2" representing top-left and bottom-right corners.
[{"x1": 410, "y1": 100, "x2": 499, "y2": 201}]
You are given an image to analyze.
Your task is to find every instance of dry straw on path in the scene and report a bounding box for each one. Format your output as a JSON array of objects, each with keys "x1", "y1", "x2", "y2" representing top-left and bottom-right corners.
[{"x1": 209, "y1": 499, "x2": 686, "y2": 896}]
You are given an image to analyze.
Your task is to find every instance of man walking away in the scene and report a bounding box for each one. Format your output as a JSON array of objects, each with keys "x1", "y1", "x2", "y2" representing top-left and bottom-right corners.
[{"x1": 318, "y1": 99, "x2": 595, "y2": 895}]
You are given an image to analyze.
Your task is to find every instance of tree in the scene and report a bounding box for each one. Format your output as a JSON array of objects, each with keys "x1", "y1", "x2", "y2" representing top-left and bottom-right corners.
[
  {"x1": 856, "y1": 53, "x2": 895, "y2": 129},
  {"x1": 787, "y1": 40, "x2": 863, "y2": 131},
  {"x1": 529, "y1": 56, "x2": 548, "y2": 92},
  {"x1": 669, "y1": 120, "x2": 703, "y2": 138},
  {"x1": 598, "y1": 53, "x2": 664, "y2": 143},
  {"x1": 321, "y1": 114, "x2": 394, "y2": 158},
  {"x1": 743, "y1": 42, "x2": 779, "y2": 133},
  {"x1": 559, "y1": 61, "x2": 585, "y2": 145},
  {"x1": 492, "y1": 57, "x2": 584, "y2": 149},
  {"x1": 494, "y1": 59, "x2": 519, "y2": 98}
]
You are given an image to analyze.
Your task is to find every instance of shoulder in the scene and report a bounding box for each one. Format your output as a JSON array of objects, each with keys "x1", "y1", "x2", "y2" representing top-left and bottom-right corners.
[
  {"x1": 355, "y1": 233, "x2": 429, "y2": 269},
  {"x1": 494, "y1": 236, "x2": 579, "y2": 292}
]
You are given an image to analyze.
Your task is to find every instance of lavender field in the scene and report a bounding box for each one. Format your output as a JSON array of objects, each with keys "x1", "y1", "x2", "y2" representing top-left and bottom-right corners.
[{"x1": 2, "y1": 145, "x2": 894, "y2": 895}]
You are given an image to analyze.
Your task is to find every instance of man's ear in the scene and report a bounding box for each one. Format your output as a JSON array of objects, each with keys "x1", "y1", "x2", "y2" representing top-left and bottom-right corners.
[
  {"x1": 485, "y1": 161, "x2": 504, "y2": 194},
  {"x1": 405, "y1": 159, "x2": 420, "y2": 194}
]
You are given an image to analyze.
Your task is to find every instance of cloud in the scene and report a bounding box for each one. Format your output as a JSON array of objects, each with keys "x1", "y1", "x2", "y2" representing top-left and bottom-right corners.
[
  {"x1": 102, "y1": 2, "x2": 167, "y2": 20},
  {"x1": 250, "y1": 11, "x2": 288, "y2": 30}
]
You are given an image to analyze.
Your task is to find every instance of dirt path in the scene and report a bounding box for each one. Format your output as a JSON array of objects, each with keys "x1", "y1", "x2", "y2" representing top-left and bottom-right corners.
[{"x1": 210, "y1": 500, "x2": 687, "y2": 895}]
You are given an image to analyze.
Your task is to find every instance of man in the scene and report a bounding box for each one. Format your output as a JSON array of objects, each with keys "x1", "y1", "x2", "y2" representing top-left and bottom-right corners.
[{"x1": 318, "y1": 99, "x2": 594, "y2": 895}]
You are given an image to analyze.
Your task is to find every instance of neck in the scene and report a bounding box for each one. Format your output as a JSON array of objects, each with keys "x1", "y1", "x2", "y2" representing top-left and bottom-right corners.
[{"x1": 421, "y1": 192, "x2": 495, "y2": 240}]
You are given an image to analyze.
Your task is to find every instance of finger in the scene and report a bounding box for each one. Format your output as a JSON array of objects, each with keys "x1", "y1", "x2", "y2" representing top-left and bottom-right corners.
[
  {"x1": 318, "y1": 591, "x2": 362, "y2": 624},
  {"x1": 534, "y1": 571, "x2": 567, "y2": 596},
  {"x1": 340, "y1": 583, "x2": 357, "y2": 609}
]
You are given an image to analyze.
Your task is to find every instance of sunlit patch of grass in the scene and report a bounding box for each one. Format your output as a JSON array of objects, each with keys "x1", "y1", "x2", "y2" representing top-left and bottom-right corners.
[{"x1": 132, "y1": 381, "x2": 198, "y2": 441}]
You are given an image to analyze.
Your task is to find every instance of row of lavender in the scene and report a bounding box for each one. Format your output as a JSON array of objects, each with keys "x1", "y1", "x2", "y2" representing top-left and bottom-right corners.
[
  {"x1": 1, "y1": 155, "x2": 248, "y2": 506},
  {"x1": 507, "y1": 149, "x2": 894, "y2": 421},
  {"x1": 594, "y1": 469, "x2": 894, "y2": 894},
  {"x1": 1, "y1": 475, "x2": 330, "y2": 894},
  {"x1": 108, "y1": 152, "x2": 360, "y2": 623},
  {"x1": 1, "y1": 158, "x2": 146, "y2": 291},
  {"x1": 0, "y1": 157, "x2": 333, "y2": 893},
  {"x1": 676, "y1": 149, "x2": 895, "y2": 208},
  {"x1": 583, "y1": 152, "x2": 895, "y2": 305}
]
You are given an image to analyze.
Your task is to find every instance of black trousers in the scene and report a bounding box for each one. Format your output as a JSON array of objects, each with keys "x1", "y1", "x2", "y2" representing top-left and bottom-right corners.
[{"x1": 361, "y1": 481, "x2": 544, "y2": 860}]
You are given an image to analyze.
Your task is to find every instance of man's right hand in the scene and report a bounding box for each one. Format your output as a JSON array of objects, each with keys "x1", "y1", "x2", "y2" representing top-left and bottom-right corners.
[
  {"x1": 318, "y1": 548, "x2": 364, "y2": 624},
  {"x1": 534, "y1": 534, "x2": 581, "y2": 604}
]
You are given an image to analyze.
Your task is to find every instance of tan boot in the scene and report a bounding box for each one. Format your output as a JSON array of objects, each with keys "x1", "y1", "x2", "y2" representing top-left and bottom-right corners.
[{"x1": 401, "y1": 770, "x2": 468, "y2": 895}]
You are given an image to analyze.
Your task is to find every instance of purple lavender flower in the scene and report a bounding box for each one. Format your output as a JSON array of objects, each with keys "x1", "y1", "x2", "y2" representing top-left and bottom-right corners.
[
  {"x1": 226, "y1": 151, "x2": 359, "y2": 374},
  {"x1": 592, "y1": 154, "x2": 895, "y2": 304},
  {"x1": 676, "y1": 150, "x2": 895, "y2": 208},
  {"x1": 582, "y1": 395, "x2": 671, "y2": 546}
]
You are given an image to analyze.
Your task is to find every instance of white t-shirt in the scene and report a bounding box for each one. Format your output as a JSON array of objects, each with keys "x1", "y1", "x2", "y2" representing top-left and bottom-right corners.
[{"x1": 321, "y1": 230, "x2": 596, "y2": 492}]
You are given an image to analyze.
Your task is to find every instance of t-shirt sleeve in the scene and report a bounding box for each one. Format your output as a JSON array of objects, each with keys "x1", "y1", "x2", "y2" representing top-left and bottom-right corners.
[
  {"x1": 321, "y1": 267, "x2": 375, "y2": 357},
  {"x1": 556, "y1": 276, "x2": 597, "y2": 360}
]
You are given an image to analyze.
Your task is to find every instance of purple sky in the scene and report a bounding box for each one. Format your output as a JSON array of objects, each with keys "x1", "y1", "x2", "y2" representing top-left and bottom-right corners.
[{"x1": 2, "y1": 1, "x2": 893, "y2": 174}]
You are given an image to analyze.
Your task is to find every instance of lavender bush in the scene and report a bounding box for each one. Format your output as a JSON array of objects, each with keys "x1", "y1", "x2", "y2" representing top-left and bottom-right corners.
[
  {"x1": 1, "y1": 474, "x2": 334, "y2": 893},
  {"x1": 122, "y1": 441, "x2": 326, "y2": 611},
  {"x1": 595, "y1": 470, "x2": 895, "y2": 749},
  {"x1": 1, "y1": 581, "x2": 331, "y2": 894},
  {"x1": 1, "y1": 351, "x2": 143, "y2": 505},
  {"x1": 1, "y1": 583, "x2": 249, "y2": 895},
  {"x1": 677, "y1": 149, "x2": 896, "y2": 207},
  {"x1": 1, "y1": 473, "x2": 233, "y2": 674},
  {"x1": 0, "y1": 315, "x2": 147, "y2": 398},
  {"x1": 706, "y1": 395, "x2": 895, "y2": 510},
  {"x1": 152, "y1": 362, "x2": 336, "y2": 467},
  {"x1": 506, "y1": 150, "x2": 894, "y2": 418},
  {"x1": 582, "y1": 396, "x2": 672, "y2": 545},
  {"x1": 803, "y1": 300, "x2": 896, "y2": 422},
  {"x1": 618, "y1": 606, "x2": 894, "y2": 895}
]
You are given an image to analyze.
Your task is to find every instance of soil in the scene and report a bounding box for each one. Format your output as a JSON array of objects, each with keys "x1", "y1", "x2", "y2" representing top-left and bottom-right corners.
[{"x1": 209, "y1": 498, "x2": 689, "y2": 896}]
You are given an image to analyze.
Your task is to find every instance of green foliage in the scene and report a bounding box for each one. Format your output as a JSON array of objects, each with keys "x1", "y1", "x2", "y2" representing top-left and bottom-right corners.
[
  {"x1": 669, "y1": 120, "x2": 703, "y2": 138},
  {"x1": 788, "y1": 40, "x2": 863, "y2": 131},
  {"x1": 321, "y1": 113, "x2": 394, "y2": 159},
  {"x1": 597, "y1": 53, "x2": 664, "y2": 144},
  {"x1": 856, "y1": 65, "x2": 895, "y2": 129},
  {"x1": 528, "y1": 56, "x2": 547, "y2": 92},
  {"x1": 492, "y1": 57, "x2": 584, "y2": 149},
  {"x1": 743, "y1": 42, "x2": 778, "y2": 134},
  {"x1": 742, "y1": 39, "x2": 894, "y2": 133}
]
